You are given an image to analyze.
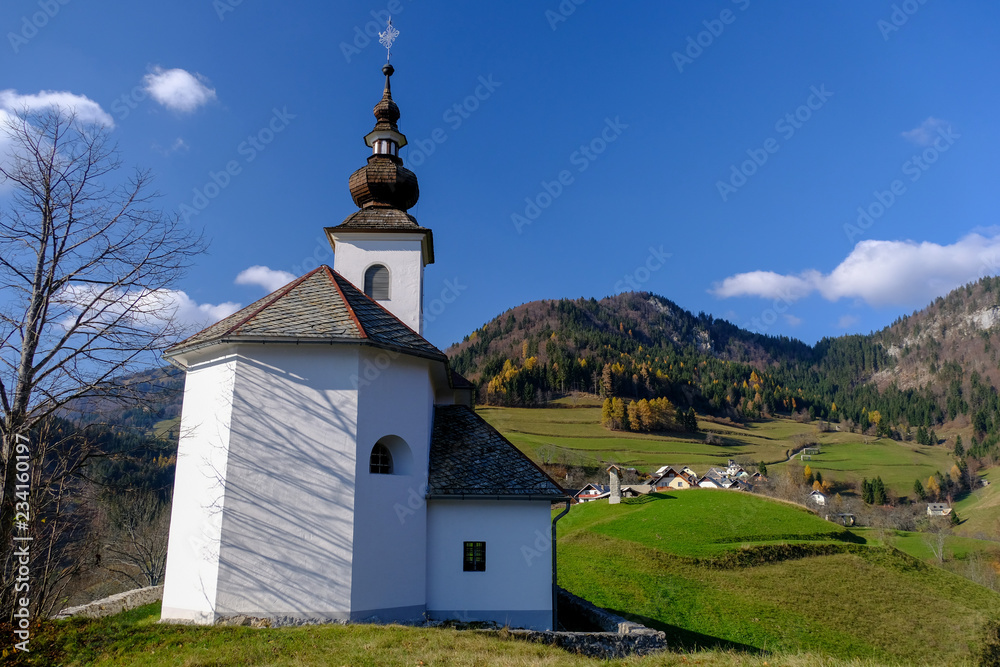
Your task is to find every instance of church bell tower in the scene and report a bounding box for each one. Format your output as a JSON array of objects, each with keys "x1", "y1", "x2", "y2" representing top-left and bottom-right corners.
[{"x1": 325, "y1": 61, "x2": 433, "y2": 334}]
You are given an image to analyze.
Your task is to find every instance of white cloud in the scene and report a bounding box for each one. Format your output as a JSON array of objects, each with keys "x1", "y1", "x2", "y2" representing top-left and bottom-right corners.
[
  {"x1": 783, "y1": 314, "x2": 802, "y2": 327},
  {"x1": 712, "y1": 233, "x2": 1000, "y2": 308},
  {"x1": 165, "y1": 290, "x2": 242, "y2": 331},
  {"x1": 54, "y1": 284, "x2": 241, "y2": 335},
  {"x1": 837, "y1": 314, "x2": 860, "y2": 329},
  {"x1": 0, "y1": 90, "x2": 115, "y2": 192},
  {"x1": 0, "y1": 89, "x2": 115, "y2": 127},
  {"x1": 235, "y1": 265, "x2": 296, "y2": 293},
  {"x1": 152, "y1": 137, "x2": 189, "y2": 156},
  {"x1": 901, "y1": 117, "x2": 950, "y2": 146},
  {"x1": 143, "y1": 67, "x2": 217, "y2": 113},
  {"x1": 711, "y1": 270, "x2": 817, "y2": 301}
]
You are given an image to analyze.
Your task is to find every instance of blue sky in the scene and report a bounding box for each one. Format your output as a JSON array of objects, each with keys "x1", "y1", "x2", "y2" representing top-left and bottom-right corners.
[{"x1": 2, "y1": 1, "x2": 998, "y2": 350}]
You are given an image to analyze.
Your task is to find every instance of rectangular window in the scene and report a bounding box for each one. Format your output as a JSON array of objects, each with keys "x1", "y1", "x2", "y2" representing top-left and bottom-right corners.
[{"x1": 463, "y1": 541, "x2": 486, "y2": 572}]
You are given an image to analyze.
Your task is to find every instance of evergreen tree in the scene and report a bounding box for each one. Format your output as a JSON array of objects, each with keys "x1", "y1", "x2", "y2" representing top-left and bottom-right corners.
[
  {"x1": 758, "y1": 461, "x2": 768, "y2": 477},
  {"x1": 861, "y1": 478, "x2": 873, "y2": 504},
  {"x1": 954, "y1": 434, "x2": 964, "y2": 457},
  {"x1": 873, "y1": 477, "x2": 888, "y2": 505},
  {"x1": 814, "y1": 470, "x2": 823, "y2": 486},
  {"x1": 913, "y1": 478, "x2": 925, "y2": 500}
]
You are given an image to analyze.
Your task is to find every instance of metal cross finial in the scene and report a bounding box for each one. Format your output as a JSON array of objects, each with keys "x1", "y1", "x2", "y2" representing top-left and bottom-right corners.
[{"x1": 379, "y1": 18, "x2": 399, "y2": 63}]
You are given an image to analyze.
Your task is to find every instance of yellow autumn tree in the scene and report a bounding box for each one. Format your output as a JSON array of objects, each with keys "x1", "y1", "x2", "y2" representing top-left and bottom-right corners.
[
  {"x1": 950, "y1": 464, "x2": 962, "y2": 484},
  {"x1": 610, "y1": 397, "x2": 626, "y2": 430},
  {"x1": 601, "y1": 398, "x2": 613, "y2": 429},
  {"x1": 628, "y1": 399, "x2": 652, "y2": 432}
]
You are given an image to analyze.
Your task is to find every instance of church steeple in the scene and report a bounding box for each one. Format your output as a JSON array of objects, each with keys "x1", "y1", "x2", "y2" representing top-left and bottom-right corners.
[
  {"x1": 325, "y1": 34, "x2": 434, "y2": 335},
  {"x1": 348, "y1": 63, "x2": 419, "y2": 211}
]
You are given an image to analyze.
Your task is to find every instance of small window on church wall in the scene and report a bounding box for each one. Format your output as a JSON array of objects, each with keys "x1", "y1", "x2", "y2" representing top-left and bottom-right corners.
[
  {"x1": 463, "y1": 541, "x2": 486, "y2": 572},
  {"x1": 370, "y1": 443, "x2": 393, "y2": 474},
  {"x1": 364, "y1": 265, "x2": 390, "y2": 300}
]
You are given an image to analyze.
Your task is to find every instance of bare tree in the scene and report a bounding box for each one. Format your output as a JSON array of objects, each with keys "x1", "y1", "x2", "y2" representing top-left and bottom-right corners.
[
  {"x1": 923, "y1": 517, "x2": 950, "y2": 564},
  {"x1": 102, "y1": 489, "x2": 170, "y2": 588},
  {"x1": 0, "y1": 108, "x2": 203, "y2": 620}
]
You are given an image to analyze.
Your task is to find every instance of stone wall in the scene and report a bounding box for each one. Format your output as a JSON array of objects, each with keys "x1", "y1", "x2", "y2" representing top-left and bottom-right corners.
[
  {"x1": 53, "y1": 585, "x2": 163, "y2": 620},
  {"x1": 506, "y1": 588, "x2": 666, "y2": 659}
]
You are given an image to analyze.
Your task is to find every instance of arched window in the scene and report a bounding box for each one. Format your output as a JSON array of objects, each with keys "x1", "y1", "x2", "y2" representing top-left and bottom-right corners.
[
  {"x1": 364, "y1": 265, "x2": 390, "y2": 300},
  {"x1": 370, "y1": 443, "x2": 393, "y2": 474}
]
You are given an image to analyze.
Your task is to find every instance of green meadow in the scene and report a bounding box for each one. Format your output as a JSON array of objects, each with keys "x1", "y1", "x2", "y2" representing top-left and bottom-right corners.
[
  {"x1": 557, "y1": 492, "x2": 1000, "y2": 664},
  {"x1": 479, "y1": 406, "x2": 959, "y2": 498}
]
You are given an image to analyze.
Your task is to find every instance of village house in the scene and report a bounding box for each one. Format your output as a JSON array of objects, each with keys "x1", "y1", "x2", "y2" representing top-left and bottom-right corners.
[
  {"x1": 649, "y1": 466, "x2": 697, "y2": 491},
  {"x1": 575, "y1": 484, "x2": 611, "y2": 502},
  {"x1": 809, "y1": 490, "x2": 828, "y2": 506},
  {"x1": 927, "y1": 503, "x2": 953, "y2": 516}
]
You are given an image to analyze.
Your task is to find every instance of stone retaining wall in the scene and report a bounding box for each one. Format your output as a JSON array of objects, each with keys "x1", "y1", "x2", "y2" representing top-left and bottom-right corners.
[
  {"x1": 505, "y1": 588, "x2": 666, "y2": 659},
  {"x1": 53, "y1": 585, "x2": 163, "y2": 620}
]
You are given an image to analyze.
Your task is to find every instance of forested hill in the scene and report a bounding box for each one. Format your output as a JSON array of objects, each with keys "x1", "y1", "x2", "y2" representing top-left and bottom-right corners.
[{"x1": 446, "y1": 280, "x2": 1000, "y2": 463}]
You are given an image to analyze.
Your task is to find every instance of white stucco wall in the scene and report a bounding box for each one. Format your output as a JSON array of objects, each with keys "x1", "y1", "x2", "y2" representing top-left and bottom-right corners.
[
  {"x1": 161, "y1": 354, "x2": 238, "y2": 623},
  {"x1": 332, "y1": 234, "x2": 425, "y2": 334},
  {"x1": 211, "y1": 345, "x2": 361, "y2": 618},
  {"x1": 426, "y1": 500, "x2": 554, "y2": 630},
  {"x1": 351, "y1": 348, "x2": 434, "y2": 620}
]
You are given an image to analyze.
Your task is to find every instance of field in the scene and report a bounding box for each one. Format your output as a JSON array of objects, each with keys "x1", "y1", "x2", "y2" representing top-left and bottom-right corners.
[
  {"x1": 954, "y1": 467, "x2": 1000, "y2": 538},
  {"x1": 479, "y1": 406, "x2": 958, "y2": 497},
  {"x1": 852, "y1": 526, "x2": 1000, "y2": 561},
  {"x1": 557, "y1": 491, "x2": 1000, "y2": 664},
  {"x1": 479, "y1": 407, "x2": 806, "y2": 470}
]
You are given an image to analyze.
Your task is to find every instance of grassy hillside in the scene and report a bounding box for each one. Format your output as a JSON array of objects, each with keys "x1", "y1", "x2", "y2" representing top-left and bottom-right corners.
[
  {"x1": 480, "y1": 406, "x2": 957, "y2": 497},
  {"x1": 557, "y1": 491, "x2": 1000, "y2": 664},
  {"x1": 785, "y1": 436, "x2": 956, "y2": 494},
  {"x1": 954, "y1": 467, "x2": 1000, "y2": 538}
]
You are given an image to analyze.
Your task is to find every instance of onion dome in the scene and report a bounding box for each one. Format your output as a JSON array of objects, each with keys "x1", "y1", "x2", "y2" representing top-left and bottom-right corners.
[{"x1": 348, "y1": 64, "x2": 419, "y2": 211}]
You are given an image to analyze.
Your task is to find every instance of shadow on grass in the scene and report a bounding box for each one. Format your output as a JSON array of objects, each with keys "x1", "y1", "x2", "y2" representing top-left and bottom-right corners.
[
  {"x1": 606, "y1": 608, "x2": 768, "y2": 655},
  {"x1": 623, "y1": 492, "x2": 675, "y2": 505},
  {"x1": 837, "y1": 530, "x2": 867, "y2": 544}
]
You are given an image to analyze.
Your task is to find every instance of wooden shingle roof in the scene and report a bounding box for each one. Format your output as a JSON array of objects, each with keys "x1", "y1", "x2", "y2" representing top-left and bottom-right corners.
[
  {"x1": 164, "y1": 266, "x2": 445, "y2": 362},
  {"x1": 428, "y1": 405, "x2": 566, "y2": 499}
]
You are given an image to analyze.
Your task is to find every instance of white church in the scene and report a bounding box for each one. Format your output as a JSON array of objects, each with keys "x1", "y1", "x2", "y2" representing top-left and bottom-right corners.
[{"x1": 158, "y1": 60, "x2": 566, "y2": 631}]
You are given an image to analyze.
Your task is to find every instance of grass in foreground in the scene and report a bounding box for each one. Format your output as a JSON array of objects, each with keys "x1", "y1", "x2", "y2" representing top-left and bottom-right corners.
[{"x1": 7, "y1": 602, "x2": 974, "y2": 667}]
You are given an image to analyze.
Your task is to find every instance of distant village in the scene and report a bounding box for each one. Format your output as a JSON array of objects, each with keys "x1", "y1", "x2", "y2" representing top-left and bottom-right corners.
[
  {"x1": 570, "y1": 460, "x2": 959, "y2": 524},
  {"x1": 572, "y1": 460, "x2": 764, "y2": 502}
]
